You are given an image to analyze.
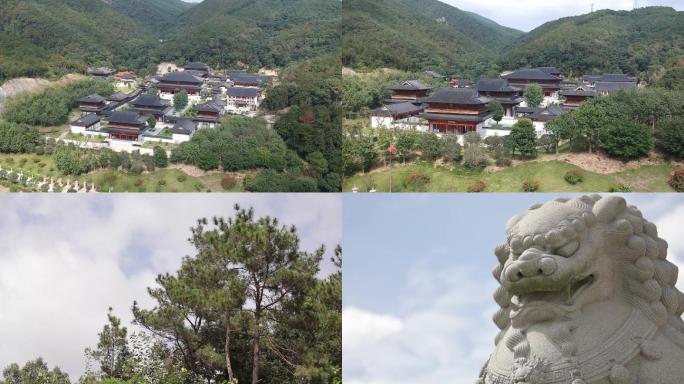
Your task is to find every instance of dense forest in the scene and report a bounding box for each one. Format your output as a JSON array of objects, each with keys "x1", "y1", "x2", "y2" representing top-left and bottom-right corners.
[
  {"x1": 159, "y1": 0, "x2": 341, "y2": 70},
  {"x1": 262, "y1": 54, "x2": 342, "y2": 191},
  {"x1": 109, "y1": 0, "x2": 193, "y2": 35},
  {"x1": 0, "y1": 207, "x2": 342, "y2": 384},
  {"x1": 0, "y1": 0, "x2": 157, "y2": 81},
  {"x1": 500, "y1": 7, "x2": 684, "y2": 82},
  {"x1": 0, "y1": 0, "x2": 341, "y2": 81},
  {"x1": 341, "y1": 0, "x2": 503, "y2": 79},
  {"x1": 342, "y1": 3, "x2": 684, "y2": 82}
]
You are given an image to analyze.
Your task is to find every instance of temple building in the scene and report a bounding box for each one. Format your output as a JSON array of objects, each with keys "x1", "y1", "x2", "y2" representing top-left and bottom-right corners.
[
  {"x1": 170, "y1": 118, "x2": 197, "y2": 143},
  {"x1": 476, "y1": 79, "x2": 523, "y2": 117},
  {"x1": 194, "y1": 100, "x2": 225, "y2": 128},
  {"x1": 502, "y1": 68, "x2": 562, "y2": 98},
  {"x1": 87, "y1": 67, "x2": 114, "y2": 78},
  {"x1": 450, "y1": 78, "x2": 475, "y2": 88},
  {"x1": 388, "y1": 80, "x2": 431, "y2": 102},
  {"x1": 155, "y1": 71, "x2": 204, "y2": 104},
  {"x1": 130, "y1": 94, "x2": 172, "y2": 121},
  {"x1": 420, "y1": 88, "x2": 492, "y2": 137},
  {"x1": 582, "y1": 73, "x2": 637, "y2": 87},
  {"x1": 594, "y1": 81, "x2": 637, "y2": 95},
  {"x1": 113, "y1": 71, "x2": 137, "y2": 88},
  {"x1": 69, "y1": 113, "x2": 104, "y2": 136},
  {"x1": 226, "y1": 87, "x2": 260, "y2": 111},
  {"x1": 105, "y1": 111, "x2": 148, "y2": 141},
  {"x1": 183, "y1": 62, "x2": 210, "y2": 77},
  {"x1": 231, "y1": 74, "x2": 269, "y2": 88},
  {"x1": 77, "y1": 94, "x2": 107, "y2": 113},
  {"x1": 370, "y1": 102, "x2": 425, "y2": 129},
  {"x1": 559, "y1": 87, "x2": 597, "y2": 108}
]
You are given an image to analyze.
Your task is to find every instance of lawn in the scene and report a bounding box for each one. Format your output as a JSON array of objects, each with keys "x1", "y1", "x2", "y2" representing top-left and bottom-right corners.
[
  {"x1": 0, "y1": 153, "x2": 246, "y2": 192},
  {"x1": 343, "y1": 160, "x2": 679, "y2": 192}
]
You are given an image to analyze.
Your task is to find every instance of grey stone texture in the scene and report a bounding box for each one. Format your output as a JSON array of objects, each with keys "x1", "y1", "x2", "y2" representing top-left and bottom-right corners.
[{"x1": 477, "y1": 195, "x2": 684, "y2": 384}]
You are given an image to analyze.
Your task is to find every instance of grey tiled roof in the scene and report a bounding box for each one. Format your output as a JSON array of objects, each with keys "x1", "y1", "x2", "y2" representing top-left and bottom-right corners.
[
  {"x1": 427, "y1": 88, "x2": 487, "y2": 105},
  {"x1": 70, "y1": 113, "x2": 101, "y2": 127}
]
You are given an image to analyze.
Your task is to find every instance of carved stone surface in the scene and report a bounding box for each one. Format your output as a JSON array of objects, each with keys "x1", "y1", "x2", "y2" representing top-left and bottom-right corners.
[{"x1": 477, "y1": 195, "x2": 684, "y2": 384}]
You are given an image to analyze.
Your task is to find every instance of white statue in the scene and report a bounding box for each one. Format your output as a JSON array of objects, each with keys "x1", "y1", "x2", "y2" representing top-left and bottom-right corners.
[{"x1": 477, "y1": 195, "x2": 684, "y2": 384}]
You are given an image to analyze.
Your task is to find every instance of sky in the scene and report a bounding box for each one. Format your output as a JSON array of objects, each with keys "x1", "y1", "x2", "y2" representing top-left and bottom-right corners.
[
  {"x1": 0, "y1": 194, "x2": 341, "y2": 381},
  {"x1": 441, "y1": 0, "x2": 684, "y2": 31},
  {"x1": 342, "y1": 193, "x2": 684, "y2": 384}
]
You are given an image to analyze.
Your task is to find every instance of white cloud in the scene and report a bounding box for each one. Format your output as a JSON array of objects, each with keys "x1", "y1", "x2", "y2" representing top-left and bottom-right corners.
[
  {"x1": 654, "y1": 202, "x2": 684, "y2": 292},
  {"x1": 439, "y1": 0, "x2": 679, "y2": 31},
  {"x1": 0, "y1": 194, "x2": 340, "y2": 381},
  {"x1": 343, "y1": 307, "x2": 403, "y2": 350},
  {"x1": 343, "y1": 266, "x2": 499, "y2": 384}
]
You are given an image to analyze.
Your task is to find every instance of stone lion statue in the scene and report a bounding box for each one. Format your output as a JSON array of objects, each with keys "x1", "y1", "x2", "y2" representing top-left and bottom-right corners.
[{"x1": 476, "y1": 195, "x2": 684, "y2": 384}]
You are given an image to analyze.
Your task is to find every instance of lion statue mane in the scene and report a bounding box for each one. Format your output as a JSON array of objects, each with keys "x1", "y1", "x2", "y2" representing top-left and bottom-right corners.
[{"x1": 476, "y1": 195, "x2": 684, "y2": 384}]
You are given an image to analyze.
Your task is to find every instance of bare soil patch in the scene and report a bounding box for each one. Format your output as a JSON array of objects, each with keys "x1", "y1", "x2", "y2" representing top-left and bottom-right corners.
[
  {"x1": 1, "y1": 74, "x2": 85, "y2": 97},
  {"x1": 169, "y1": 164, "x2": 223, "y2": 178},
  {"x1": 540, "y1": 151, "x2": 684, "y2": 174}
]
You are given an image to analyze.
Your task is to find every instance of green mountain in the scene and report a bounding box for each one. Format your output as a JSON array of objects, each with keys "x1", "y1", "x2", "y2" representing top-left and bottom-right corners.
[
  {"x1": 108, "y1": 0, "x2": 194, "y2": 34},
  {"x1": 0, "y1": 0, "x2": 158, "y2": 81},
  {"x1": 0, "y1": 0, "x2": 339, "y2": 81},
  {"x1": 342, "y1": 0, "x2": 503, "y2": 79},
  {"x1": 158, "y1": 0, "x2": 341, "y2": 69},
  {"x1": 396, "y1": 0, "x2": 523, "y2": 50},
  {"x1": 500, "y1": 7, "x2": 684, "y2": 80}
]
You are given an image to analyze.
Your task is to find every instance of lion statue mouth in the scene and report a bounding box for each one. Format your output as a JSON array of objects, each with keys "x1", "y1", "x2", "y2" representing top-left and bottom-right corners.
[{"x1": 510, "y1": 273, "x2": 596, "y2": 308}]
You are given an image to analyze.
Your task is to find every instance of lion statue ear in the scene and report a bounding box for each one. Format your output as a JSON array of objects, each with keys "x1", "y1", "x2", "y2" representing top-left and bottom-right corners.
[{"x1": 592, "y1": 195, "x2": 627, "y2": 223}]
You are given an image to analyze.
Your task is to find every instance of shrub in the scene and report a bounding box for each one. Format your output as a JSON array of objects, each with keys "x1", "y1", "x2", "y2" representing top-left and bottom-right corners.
[
  {"x1": 659, "y1": 117, "x2": 684, "y2": 159},
  {"x1": 221, "y1": 175, "x2": 238, "y2": 190},
  {"x1": 153, "y1": 146, "x2": 168, "y2": 168},
  {"x1": 669, "y1": 170, "x2": 684, "y2": 192},
  {"x1": 467, "y1": 180, "x2": 487, "y2": 193},
  {"x1": 288, "y1": 176, "x2": 319, "y2": 192},
  {"x1": 601, "y1": 119, "x2": 653, "y2": 160},
  {"x1": 406, "y1": 173, "x2": 431, "y2": 191},
  {"x1": 522, "y1": 180, "x2": 541, "y2": 192},
  {"x1": 177, "y1": 174, "x2": 187, "y2": 182},
  {"x1": 564, "y1": 170, "x2": 584, "y2": 185},
  {"x1": 609, "y1": 183, "x2": 632, "y2": 192}
]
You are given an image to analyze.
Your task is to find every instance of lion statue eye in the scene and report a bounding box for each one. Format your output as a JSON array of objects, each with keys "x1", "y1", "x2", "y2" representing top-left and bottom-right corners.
[{"x1": 556, "y1": 240, "x2": 580, "y2": 257}]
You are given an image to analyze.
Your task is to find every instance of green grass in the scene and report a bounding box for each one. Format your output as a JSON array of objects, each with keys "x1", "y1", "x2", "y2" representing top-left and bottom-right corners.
[
  {"x1": 343, "y1": 160, "x2": 680, "y2": 192},
  {"x1": 0, "y1": 153, "x2": 246, "y2": 192}
]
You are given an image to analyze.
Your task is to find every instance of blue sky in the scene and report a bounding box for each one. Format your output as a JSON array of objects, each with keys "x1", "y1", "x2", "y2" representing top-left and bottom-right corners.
[
  {"x1": 0, "y1": 194, "x2": 341, "y2": 381},
  {"x1": 342, "y1": 193, "x2": 684, "y2": 384}
]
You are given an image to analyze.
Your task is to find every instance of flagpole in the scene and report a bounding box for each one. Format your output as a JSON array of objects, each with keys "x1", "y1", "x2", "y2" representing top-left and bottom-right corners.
[{"x1": 389, "y1": 148, "x2": 392, "y2": 193}]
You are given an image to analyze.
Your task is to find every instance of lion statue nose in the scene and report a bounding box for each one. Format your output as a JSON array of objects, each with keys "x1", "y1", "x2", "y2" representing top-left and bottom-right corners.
[{"x1": 505, "y1": 256, "x2": 558, "y2": 282}]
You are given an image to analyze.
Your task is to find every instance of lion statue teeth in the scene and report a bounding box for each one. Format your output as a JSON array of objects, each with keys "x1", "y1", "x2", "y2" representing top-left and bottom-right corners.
[{"x1": 477, "y1": 195, "x2": 684, "y2": 384}]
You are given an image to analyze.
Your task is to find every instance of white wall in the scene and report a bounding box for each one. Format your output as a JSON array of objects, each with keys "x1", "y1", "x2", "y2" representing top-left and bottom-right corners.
[{"x1": 70, "y1": 125, "x2": 85, "y2": 134}]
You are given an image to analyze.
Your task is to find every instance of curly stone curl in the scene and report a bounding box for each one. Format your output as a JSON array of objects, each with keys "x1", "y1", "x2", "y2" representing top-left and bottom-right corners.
[{"x1": 491, "y1": 195, "x2": 684, "y2": 345}]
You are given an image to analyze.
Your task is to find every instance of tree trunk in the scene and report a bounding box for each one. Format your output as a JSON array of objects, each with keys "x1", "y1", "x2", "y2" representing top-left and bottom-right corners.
[
  {"x1": 225, "y1": 315, "x2": 234, "y2": 382},
  {"x1": 251, "y1": 308, "x2": 261, "y2": 384}
]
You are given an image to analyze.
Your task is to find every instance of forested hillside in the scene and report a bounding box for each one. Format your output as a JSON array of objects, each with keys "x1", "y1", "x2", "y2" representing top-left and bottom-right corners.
[
  {"x1": 500, "y1": 7, "x2": 684, "y2": 81},
  {"x1": 396, "y1": 0, "x2": 523, "y2": 51},
  {"x1": 158, "y1": 0, "x2": 341, "y2": 69},
  {"x1": 108, "y1": 0, "x2": 193, "y2": 34},
  {"x1": 0, "y1": 0, "x2": 341, "y2": 81},
  {"x1": 342, "y1": 0, "x2": 504, "y2": 79},
  {"x1": 0, "y1": 0, "x2": 158, "y2": 81},
  {"x1": 343, "y1": 3, "x2": 684, "y2": 83}
]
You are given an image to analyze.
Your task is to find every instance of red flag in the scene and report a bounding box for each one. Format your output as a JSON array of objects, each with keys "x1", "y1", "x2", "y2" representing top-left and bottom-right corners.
[{"x1": 388, "y1": 144, "x2": 396, "y2": 157}]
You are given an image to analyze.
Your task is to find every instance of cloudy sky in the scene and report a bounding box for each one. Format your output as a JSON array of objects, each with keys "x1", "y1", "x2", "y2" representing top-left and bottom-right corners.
[
  {"x1": 441, "y1": 0, "x2": 684, "y2": 31},
  {"x1": 342, "y1": 193, "x2": 684, "y2": 384},
  {"x1": 0, "y1": 194, "x2": 340, "y2": 381}
]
